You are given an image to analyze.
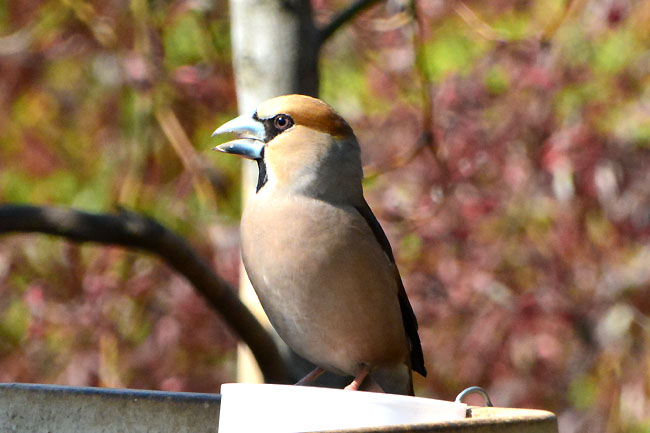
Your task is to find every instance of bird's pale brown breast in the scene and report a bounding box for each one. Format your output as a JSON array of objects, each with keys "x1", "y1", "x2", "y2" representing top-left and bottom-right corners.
[{"x1": 240, "y1": 188, "x2": 410, "y2": 376}]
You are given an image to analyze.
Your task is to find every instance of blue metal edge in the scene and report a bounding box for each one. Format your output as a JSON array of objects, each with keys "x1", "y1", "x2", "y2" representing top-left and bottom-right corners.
[{"x1": 0, "y1": 383, "x2": 222, "y2": 404}]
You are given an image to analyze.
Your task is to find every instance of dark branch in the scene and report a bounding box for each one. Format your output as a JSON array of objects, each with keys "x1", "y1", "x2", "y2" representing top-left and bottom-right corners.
[
  {"x1": 0, "y1": 204, "x2": 288, "y2": 384},
  {"x1": 317, "y1": 0, "x2": 382, "y2": 47}
]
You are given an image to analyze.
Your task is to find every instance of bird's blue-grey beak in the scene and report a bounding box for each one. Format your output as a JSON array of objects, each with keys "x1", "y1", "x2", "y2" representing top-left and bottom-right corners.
[{"x1": 212, "y1": 111, "x2": 266, "y2": 160}]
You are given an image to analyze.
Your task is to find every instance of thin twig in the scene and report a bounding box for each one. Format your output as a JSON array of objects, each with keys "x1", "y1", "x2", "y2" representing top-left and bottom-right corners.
[
  {"x1": 0, "y1": 204, "x2": 288, "y2": 384},
  {"x1": 61, "y1": 0, "x2": 117, "y2": 47},
  {"x1": 317, "y1": 0, "x2": 382, "y2": 47},
  {"x1": 412, "y1": 0, "x2": 450, "y2": 190},
  {"x1": 542, "y1": 0, "x2": 584, "y2": 43},
  {"x1": 453, "y1": 1, "x2": 506, "y2": 43},
  {"x1": 155, "y1": 106, "x2": 218, "y2": 210},
  {"x1": 0, "y1": 28, "x2": 32, "y2": 56},
  {"x1": 363, "y1": 137, "x2": 428, "y2": 180},
  {"x1": 363, "y1": 1, "x2": 448, "y2": 184}
]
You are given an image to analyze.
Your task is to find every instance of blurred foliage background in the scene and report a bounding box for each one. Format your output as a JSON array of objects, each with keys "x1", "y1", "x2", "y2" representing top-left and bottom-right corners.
[{"x1": 1, "y1": 0, "x2": 650, "y2": 432}]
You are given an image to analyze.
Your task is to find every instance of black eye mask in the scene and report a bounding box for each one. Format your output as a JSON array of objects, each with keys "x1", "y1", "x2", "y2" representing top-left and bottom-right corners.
[{"x1": 254, "y1": 112, "x2": 295, "y2": 143}]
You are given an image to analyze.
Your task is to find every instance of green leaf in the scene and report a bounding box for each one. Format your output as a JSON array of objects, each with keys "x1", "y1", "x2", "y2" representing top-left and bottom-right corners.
[
  {"x1": 484, "y1": 65, "x2": 510, "y2": 95},
  {"x1": 0, "y1": 169, "x2": 34, "y2": 202},
  {"x1": 594, "y1": 30, "x2": 638, "y2": 74},
  {"x1": 568, "y1": 374, "x2": 598, "y2": 409},
  {"x1": 400, "y1": 233, "x2": 422, "y2": 264},
  {"x1": 423, "y1": 23, "x2": 486, "y2": 82},
  {"x1": 0, "y1": 298, "x2": 31, "y2": 347},
  {"x1": 164, "y1": 12, "x2": 210, "y2": 68}
]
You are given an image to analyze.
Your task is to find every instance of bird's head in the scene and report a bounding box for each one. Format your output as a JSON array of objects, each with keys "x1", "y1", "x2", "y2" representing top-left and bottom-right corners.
[{"x1": 213, "y1": 94, "x2": 363, "y2": 198}]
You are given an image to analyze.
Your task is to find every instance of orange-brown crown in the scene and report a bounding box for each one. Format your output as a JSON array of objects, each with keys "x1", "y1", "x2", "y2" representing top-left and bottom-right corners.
[{"x1": 256, "y1": 95, "x2": 353, "y2": 139}]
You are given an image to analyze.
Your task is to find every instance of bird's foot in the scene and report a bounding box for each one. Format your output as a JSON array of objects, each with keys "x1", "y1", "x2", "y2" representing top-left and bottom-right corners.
[
  {"x1": 344, "y1": 365, "x2": 371, "y2": 391},
  {"x1": 295, "y1": 367, "x2": 325, "y2": 386}
]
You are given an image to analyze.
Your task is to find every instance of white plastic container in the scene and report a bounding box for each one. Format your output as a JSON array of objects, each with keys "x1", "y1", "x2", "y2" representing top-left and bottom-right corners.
[{"x1": 218, "y1": 383, "x2": 467, "y2": 433}]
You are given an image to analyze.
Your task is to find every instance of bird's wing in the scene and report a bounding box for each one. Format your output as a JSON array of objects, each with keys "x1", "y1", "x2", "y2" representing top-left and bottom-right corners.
[{"x1": 354, "y1": 200, "x2": 427, "y2": 377}]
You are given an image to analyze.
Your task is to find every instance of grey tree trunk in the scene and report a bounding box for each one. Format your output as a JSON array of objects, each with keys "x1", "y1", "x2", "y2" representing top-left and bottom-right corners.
[
  {"x1": 229, "y1": 0, "x2": 319, "y2": 111},
  {"x1": 227, "y1": 0, "x2": 321, "y2": 385}
]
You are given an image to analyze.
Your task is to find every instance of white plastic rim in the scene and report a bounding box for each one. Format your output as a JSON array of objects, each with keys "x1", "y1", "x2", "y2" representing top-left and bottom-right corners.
[{"x1": 217, "y1": 383, "x2": 467, "y2": 433}]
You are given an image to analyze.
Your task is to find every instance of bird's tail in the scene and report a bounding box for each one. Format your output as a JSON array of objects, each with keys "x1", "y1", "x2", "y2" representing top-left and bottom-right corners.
[{"x1": 370, "y1": 363, "x2": 414, "y2": 396}]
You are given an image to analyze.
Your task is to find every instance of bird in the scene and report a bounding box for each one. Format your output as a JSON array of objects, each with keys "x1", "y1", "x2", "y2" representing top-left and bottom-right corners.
[{"x1": 212, "y1": 94, "x2": 427, "y2": 395}]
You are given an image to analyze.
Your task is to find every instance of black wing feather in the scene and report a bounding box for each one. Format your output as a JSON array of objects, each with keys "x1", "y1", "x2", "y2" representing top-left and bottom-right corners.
[{"x1": 354, "y1": 200, "x2": 427, "y2": 377}]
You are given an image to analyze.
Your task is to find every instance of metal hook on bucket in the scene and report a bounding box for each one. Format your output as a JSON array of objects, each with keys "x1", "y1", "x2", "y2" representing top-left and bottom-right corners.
[{"x1": 455, "y1": 386, "x2": 493, "y2": 407}]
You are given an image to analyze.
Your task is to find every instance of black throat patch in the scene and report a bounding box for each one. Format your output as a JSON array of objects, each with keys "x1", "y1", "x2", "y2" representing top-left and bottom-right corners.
[
  {"x1": 255, "y1": 158, "x2": 268, "y2": 192},
  {"x1": 252, "y1": 112, "x2": 275, "y2": 193}
]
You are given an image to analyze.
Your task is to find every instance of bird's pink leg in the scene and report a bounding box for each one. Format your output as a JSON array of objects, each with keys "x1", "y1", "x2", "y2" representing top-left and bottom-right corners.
[
  {"x1": 295, "y1": 367, "x2": 325, "y2": 386},
  {"x1": 344, "y1": 365, "x2": 371, "y2": 391}
]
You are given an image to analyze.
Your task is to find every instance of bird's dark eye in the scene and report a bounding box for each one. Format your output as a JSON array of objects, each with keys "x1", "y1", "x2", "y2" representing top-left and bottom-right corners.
[{"x1": 273, "y1": 114, "x2": 293, "y2": 131}]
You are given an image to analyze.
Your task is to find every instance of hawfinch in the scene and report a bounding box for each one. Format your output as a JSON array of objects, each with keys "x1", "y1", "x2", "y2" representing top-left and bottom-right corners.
[{"x1": 212, "y1": 95, "x2": 426, "y2": 395}]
